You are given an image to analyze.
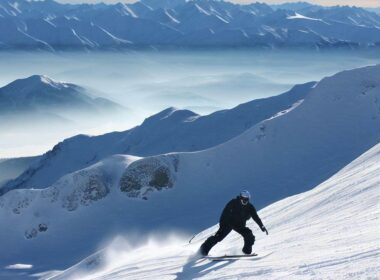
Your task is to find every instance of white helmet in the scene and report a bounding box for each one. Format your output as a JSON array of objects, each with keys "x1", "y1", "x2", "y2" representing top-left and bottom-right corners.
[{"x1": 240, "y1": 190, "x2": 251, "y2": 205}]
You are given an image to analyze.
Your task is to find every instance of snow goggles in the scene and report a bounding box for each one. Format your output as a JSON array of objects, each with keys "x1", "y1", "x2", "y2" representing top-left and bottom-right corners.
[{"x1": 240, "y1": 197, "x2": 249, "y2": 204}]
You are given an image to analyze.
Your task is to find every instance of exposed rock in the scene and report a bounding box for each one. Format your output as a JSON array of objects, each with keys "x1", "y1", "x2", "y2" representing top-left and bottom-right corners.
[
  {"x1": 38, "y1": 223, "x2": 48, "y2": 232},
  {"x1": 41, "y1": 186, "x2": 60, "y2": 203},
  {"x1": 62, "y1": 172, "x2": 109, "y2": 211},
  {"x1": 120, "y1": 156, "x2": 178, "y2": 198},
  {"x1": 24, "y1": 228, "x2": 38, "y2": 239}
]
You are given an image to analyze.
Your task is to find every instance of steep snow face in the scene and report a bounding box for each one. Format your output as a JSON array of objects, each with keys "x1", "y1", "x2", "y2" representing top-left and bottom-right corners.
[
  {"x1": 167, "y1": 64, "x2": 380, "y2": 211},
  {"x1": 3, "y1": 82, "x2": 314, "y2": 193},
  {"x1": 49, "y1": 142, "x2": 380, "y2": 280}
]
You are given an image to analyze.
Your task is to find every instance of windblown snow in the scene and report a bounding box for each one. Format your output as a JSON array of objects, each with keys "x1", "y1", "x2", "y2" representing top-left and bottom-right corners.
[{"x1": 48, "y1": 142, "x2": 380, "y2": 280}]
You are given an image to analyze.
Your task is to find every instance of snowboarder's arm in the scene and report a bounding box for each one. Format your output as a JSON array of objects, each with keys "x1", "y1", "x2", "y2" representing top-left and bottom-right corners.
[
  {"x1": 249, "y1": 204, "x2": 265, "y2": 229},
  {"x1": 250, "y1": 205, "x2": 268, "y2": 234}
]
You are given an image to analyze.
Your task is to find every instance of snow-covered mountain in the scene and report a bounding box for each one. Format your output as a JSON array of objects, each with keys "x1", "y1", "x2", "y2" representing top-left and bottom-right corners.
[
  {"x1": 1, "y1": 0, "x2": 380, "y2": 50},
  {"x1": 0, "y1": 65, "x2": 379, "y2": 273},
  {"x1": 1, "y1": 81, "x2": 315, "y2": 194},
  {"x1": 0, "y1": 75, "x2": 125, "y2": 130},
  {"x1": 50, "y1": 142, "x2": 380, "y2": 280},
  {"x1": 0, "y1": 75, "x2": 122, "y2": 115}
]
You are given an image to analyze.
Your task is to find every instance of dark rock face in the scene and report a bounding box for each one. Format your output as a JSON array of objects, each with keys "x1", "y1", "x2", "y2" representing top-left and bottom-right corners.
[
  {"x1": 62, "y1": 172, "x2": 109, "y2": 211},
  {"x1": 24, "y1": 228, "x2": 38, "y2": 239},
  {"x1": 24, "y1": 223, "x2": 48, "y2": 239},
  {"x1": 38, "y1": 223, "x2": 48, "y2": 232},
  {"x1": 12, "y1": 197, "x2": 32, "y2": 214},
  {"x1": 120, "y1": 156, "x2": 178, "y2": 198},
  {"x1": 149, "y1": 166, "x2": 171, "y2": 189}
]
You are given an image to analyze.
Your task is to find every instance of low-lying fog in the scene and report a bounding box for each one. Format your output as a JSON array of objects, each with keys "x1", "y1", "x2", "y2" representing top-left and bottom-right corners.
[{"x1": 0, "y1": 49, "x2": 379, "y2": 158}]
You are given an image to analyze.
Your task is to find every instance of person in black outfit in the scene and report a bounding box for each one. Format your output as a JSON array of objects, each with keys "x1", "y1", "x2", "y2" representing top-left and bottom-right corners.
[{"x1": 200, "y1": 190, "x2": 268, "y2": 256}]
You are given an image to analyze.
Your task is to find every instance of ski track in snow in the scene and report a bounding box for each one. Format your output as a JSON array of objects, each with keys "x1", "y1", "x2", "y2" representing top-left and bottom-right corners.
[{"x1": 49, "y1": 143, "x2": 380, "y2": 280}]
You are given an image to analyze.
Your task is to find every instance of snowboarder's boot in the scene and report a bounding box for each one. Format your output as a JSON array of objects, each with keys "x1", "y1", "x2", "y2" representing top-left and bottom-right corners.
[
  {"x1": 242, "y1": 246, "x2": 252, "y2": 254},
  {"x1": 198, "y1": 245, "x2": 208, "y2": 256}
]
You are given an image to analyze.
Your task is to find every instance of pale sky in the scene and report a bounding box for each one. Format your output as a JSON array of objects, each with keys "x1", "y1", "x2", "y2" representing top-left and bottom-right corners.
[{"x1": 55, "y1": 0, "x2": 380, "y2": 8}]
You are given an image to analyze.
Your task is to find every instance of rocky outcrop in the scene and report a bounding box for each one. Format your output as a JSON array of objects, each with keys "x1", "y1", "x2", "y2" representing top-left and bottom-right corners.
[
  {"x1": 60, "y1": 171, "x2": 110, "y2": 212},
  {"x1": 120, "y1": 155, "x2": 179, "y2": 199}
]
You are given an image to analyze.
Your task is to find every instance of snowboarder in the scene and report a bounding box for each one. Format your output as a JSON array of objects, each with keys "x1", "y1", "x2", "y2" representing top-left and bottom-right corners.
[{"x1": 199, "y1": 190, "x2": 268, "y2": 256}]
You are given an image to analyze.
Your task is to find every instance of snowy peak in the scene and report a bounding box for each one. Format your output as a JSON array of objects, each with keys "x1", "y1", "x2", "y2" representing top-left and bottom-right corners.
[
  {"x1": 141, "y1": 107, "x2": 199, "y2": 125},
  {"x1": 2, "y1": 75, "x2": 77, "y2": 93},
  {"x1": 0, "y1": 75, "x2": 84, "y2": 104},
  {"x1": 271, "y1": 1, "x2": 321, "y2": 11},
  {"x1": 0, "y1": 75, "x2": 124, "y2": 123}
]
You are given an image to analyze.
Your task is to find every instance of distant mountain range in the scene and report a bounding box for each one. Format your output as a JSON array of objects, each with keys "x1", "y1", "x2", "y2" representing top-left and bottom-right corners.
[{"x1": 1, "y1": 0, "x2": 380, "y2": 50}]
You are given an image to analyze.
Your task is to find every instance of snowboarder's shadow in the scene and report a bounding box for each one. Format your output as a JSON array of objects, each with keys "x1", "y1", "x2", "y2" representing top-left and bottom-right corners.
[{"x1": 174, "y1": 256, "x2": 237, "y2": 280}]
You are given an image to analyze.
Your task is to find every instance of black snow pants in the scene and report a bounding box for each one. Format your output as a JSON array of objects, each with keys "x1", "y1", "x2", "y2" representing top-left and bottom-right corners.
[{"x1": 200, "y1": 224, "x2": 255, "y2": 256}]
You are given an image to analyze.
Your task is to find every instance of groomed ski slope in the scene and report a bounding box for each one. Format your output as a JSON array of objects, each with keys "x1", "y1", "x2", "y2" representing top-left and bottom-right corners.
[{"x1": 49, "y1": 143, "x2": 380, "y2": 280}]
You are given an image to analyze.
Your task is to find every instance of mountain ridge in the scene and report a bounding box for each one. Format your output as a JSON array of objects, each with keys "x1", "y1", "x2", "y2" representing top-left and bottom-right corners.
[
  {"x1": 1, "y1": 0, "x2": 380, "y2": 50},
  {"x1": 1, "y1": 81, "x2": 315, "y2": 194}
]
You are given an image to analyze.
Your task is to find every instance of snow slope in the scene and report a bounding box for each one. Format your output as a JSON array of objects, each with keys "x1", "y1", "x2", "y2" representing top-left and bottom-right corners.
[
  {"x1": 168, "y1": 64, "x2": 380, "y2": 210},
  {"x1": 49, "y1": 141, "x2": 380, "y2": 280},
  {"x1": 0, "y1": 65, "x2": 379, "y2": 274}
]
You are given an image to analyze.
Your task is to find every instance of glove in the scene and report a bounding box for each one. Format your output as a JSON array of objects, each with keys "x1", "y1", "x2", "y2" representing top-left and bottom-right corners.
[{"x1": 261, "y1": 226, "x2": 268, "y2": 235}]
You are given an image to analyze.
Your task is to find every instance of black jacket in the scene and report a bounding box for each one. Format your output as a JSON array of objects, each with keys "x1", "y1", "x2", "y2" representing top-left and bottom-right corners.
[{"x1": 219, "y1": 197, "x2": 264, "y2": 229}]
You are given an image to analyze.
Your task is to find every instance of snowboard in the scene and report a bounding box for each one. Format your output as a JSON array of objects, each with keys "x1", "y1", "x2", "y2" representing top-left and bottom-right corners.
[{"x1": 204, "y1": 253, "x2": 258, "y2": 261}]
